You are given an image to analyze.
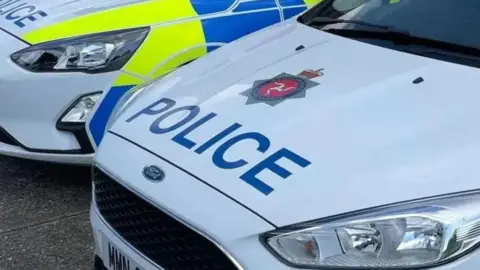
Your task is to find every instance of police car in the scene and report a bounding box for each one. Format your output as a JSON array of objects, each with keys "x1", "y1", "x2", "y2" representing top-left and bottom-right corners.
[
  {"x1": 0, "y1": 0, "x2": 320, "y2": 165},
  {"x1": 91, "y1": 0, "x2": 480, "y2": 269}
]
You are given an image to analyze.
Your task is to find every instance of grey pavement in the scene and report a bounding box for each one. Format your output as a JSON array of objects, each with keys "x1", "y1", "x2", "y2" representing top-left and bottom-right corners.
[{"x1": 0, "y1": 156, "x2": 93, "y2": 270}]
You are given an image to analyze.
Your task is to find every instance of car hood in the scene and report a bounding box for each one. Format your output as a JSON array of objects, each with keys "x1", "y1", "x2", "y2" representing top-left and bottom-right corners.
[
  {"x1": 109, "y1": 20, "x2": 480, "y2": 227},
  {"x1": 0, "y1": 0, "x2": 163, "y2": 39}
]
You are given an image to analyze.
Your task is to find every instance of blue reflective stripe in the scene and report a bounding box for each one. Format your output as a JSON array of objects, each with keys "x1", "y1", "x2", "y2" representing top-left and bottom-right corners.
[
  {"x1": 233, "y1": 0, "x2": 276, "y2": 12},
  {"x1": 279, "y1": 0, "x2": 305, "y2": 6},
  {"x1": 190, "y1": 0, "x2": 235, "y2": 15},
  {"x1": 283, "y1": 6, "x2": 307, "y2": 19},
  {"x1": 201, "y1": 10, "x2": 281, "y2": 52},
  {"x1": 89, "y1": 85, "x2": 135, "y2": 146}
]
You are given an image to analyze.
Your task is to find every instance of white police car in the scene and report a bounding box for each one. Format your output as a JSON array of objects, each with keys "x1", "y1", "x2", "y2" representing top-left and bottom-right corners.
[{"x1": 91, "y1": 0, "x2": 480, "y2": 269}]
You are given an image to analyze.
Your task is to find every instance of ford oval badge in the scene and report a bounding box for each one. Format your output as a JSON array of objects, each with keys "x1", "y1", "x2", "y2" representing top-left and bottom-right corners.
[{"x1": 142, "y1": 165, "x2": 165, "y2": 182}]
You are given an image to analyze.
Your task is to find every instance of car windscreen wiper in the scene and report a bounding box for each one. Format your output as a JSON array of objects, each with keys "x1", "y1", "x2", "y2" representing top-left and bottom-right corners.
[
  {"x1": 308, "y1": 17, "x2": 480, "y2": 60},
  {"x1": 308, "y1": 17, "x2": 408, "y2": 34}
]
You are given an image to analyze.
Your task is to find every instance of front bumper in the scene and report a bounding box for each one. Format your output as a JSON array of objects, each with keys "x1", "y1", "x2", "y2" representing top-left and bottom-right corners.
[
  {"x1": 0, "y1": 28, "x2": 119, "y2": 163},
  {"x1": 90, "y1": 137, "x2": 480, "y2": 270},
  {"x1": 91, "y1": 132, "x2": 290, "y2": 270},
  {"x1": 0, "y1": 139, "x2": 94, "y2": 164},
  {"x1": 90, "y1": 179, "x2": 289, "y2": 270}
]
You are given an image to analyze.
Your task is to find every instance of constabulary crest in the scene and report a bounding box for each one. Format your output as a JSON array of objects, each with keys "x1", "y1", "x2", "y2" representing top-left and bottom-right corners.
[{"x1": 240, "y1": 69, "x2": 324, "y2": 106}]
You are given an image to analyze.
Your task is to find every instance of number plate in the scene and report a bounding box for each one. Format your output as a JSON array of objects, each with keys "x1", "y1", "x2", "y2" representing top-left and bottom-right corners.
[{"x1": 101, "y1": 233, "x2": 144, "y2": 270}]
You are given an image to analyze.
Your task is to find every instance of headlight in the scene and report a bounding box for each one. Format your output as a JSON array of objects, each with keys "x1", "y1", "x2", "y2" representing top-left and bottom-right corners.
[
  {"x1": 11, "y1": 27, "x2": 149, "y2": 73},
  {"x1": 263, "y1": 191, "x2": 480, "y2": 268}
]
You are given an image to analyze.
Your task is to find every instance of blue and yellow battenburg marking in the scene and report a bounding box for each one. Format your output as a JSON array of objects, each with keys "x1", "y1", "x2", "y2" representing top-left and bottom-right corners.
[
  {"x1": 126, "y1": 97, "x2": 312, "y2": 195},
  {"x1": 20, "y1": 0, "x2": 321, "y2": 146}
]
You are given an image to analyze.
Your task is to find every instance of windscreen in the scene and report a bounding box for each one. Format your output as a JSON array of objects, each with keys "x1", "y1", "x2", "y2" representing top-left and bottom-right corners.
[{"x1": 301, "y1": 0, "x2": 480, "y2": 49}]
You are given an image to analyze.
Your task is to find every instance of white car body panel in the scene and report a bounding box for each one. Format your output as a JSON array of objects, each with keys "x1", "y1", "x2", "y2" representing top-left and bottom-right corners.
[
  {"x1": 109, "y1": 21, "x2": 480, "y2": 226},
  {"x1": 92, "y1": 19, "x2": 480, "y2": 269}
]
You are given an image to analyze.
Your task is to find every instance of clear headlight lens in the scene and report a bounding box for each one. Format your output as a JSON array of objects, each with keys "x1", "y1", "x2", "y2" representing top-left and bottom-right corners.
[
  {"x1": 11, "y1": 27, "x2": 149, "y2": 73},
  {"x1": 263, "y1": 191, "x2": 480, "y2": 268}
]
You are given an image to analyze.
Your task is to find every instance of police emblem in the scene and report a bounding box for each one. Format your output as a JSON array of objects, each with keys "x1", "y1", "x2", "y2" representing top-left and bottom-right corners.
[{"x1": 240, "y1": 69, "x2": 323, "y2": 106}]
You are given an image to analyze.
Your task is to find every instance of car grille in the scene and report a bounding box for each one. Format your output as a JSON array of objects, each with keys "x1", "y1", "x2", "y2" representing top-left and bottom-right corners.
[{"x1": 93, "y1": 168, "x2": 239, "y2": 270}]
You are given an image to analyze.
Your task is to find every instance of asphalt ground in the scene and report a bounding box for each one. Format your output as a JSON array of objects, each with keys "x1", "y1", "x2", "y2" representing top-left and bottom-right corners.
[{"x1": 0, "y1": 156, "x2": 93, "y2": 270}]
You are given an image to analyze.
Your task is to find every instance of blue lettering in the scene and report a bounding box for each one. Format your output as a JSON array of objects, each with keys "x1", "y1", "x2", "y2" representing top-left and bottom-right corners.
[
  {"x1": 240, "y1": 148, "x2": 311, "y2": 195},
  {"x1": 6, "y1": 5, "x2": 34, "y2": 19},
  {"x1": 0, "y1": 0, "x2": 19, "y2": 10},
  {"x1": 0, "y1": 0, "x2": 49, "y2": 28},
  {"x1": 172, "y1": 112, "x2": 217, "y2": 149},
  {"x1": 126, "y1": 98, "x2": 176, "y2": 122},
  {"x1": 0, "y1": 2, "x2": 25, "y2": 15},
  {"x1": 213, "y1": 132, "x2": 270, "y2": 169},
  {"x1": 129, "y1": 98, "x2": 312, "y2": 195},
  {"x1": 150, "y1": 105, "x2": 199, "y2": 134},
  {"x1": 195, "y1": 123, "x2": 242, "y2": 154},
  {"x1": 14, "y1": 9, "x2": 47, "y2": 27}
]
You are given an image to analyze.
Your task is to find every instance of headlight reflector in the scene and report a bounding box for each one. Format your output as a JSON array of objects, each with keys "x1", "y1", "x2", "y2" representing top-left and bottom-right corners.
[
  {"x1": 264, "y1": 192, "x2": 480, "y2": 268},
  {"x1": 11, "y1": 27, "x2": 149, "y2": 73}
]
